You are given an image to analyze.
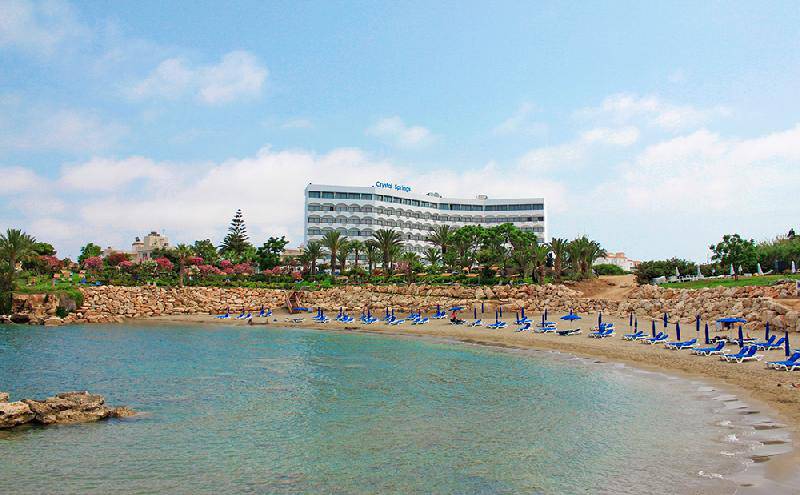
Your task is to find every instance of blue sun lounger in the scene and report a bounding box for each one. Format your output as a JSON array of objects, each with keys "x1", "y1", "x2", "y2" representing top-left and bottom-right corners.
[
  {"x1": 692, "y1": 341, "x2": 725, "y2": 355},
  {"x1": 665, "y1": 338, "x2": 697, "y2": 350},
  {"x1": 515, "y1": 322, "x2": 531, "y2": 332},
  {"x1": 469, "y1": 319, "x2": 482, "y2": 327},
  {"x1": 643, "y1": 332, "x2": 668, "y2": 344},
  {"x1": 535, "y1": 322, "x2": 557, "y2": 333},
  {"x1": 721, "y1": 345, "x2": 759, "y2": 363},
  {"x1": 216, "y1": 312, "x2": 230, "y2": 319},
  {"x1": 761, "y1": 336, "x2": 787, "y2": 351},
  {"x1": 589, "y1": 328, "x2": 614, "y2": 338},
  {"x1": 767, "y1": 351, "x2": 800, "y2": 371},
  {"x1": 622, "y1": 330, "x2": 644, "y2": 341}
]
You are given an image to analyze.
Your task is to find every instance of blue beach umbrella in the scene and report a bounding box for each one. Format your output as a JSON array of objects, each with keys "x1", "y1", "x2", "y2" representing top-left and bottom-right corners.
[
  {"x1": 495, "y1": 310, "x2": 500, "y2": 325},
  {"x1": 598, "y1": 312, "x2": 603, "y2": 326},
  {"x1": 521, "y1": 307, "x2": 526, "y2": 320},
  {"x1": 785, "y1": 331, "x2": 791, "y2": 357},
  {"x1": 474, "y1": 307, "x2": 477, "y2": 320},
  {"x1": 663, "y1": 313, "x2": 668, "y2": 328},
  {"x1": 367, "y1": 308, "x2": 372, "y2": 319},
  {"x1": 651, "y1": 320, "x2": 656, "y2": 337},
  {"x1": 738, "y1": 326, "x2": 744, "y2": 347},
  {"x1": 676, "y1": 322, "x2": 681, "y2": 341},
  {"x1": 560, "y1": 312, "x2": 581, "y2": 330},
  {"x1": 499, "y1": 306, "x2": 503, "y2": 318},
  {"x1": 542, "y1": 311, "x2": 545, "y2": 324},
  {"x1": 392, "y1": 308, "x2": 395, "y2": 318},
  {"x1": 629, "y1": 313, "x2": 633, "y2": 327},
  {"x1": 765, "y1": 322, "x2": 770, "y2": 341},
  {"x1": 704, "y1": 323, "x2": 710, "y2": 344},
  {"x1": 634, "y1": 317, "x2": 638, "y2": 330},
  {"x1": 437, "y1": 304, "x2": 441, "y2": 314},
  {"x1": 544, "y1": 308, "x2": 548, "y2": 321},
  {"x1": 695, "y1": 315, "x2": 700, "y2": 333},
  {"x1": 481, "y1": 302, "x2": 485, "y2": 314}
]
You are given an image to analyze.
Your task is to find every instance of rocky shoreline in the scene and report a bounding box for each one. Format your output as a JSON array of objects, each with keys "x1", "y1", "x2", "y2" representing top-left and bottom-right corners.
[
  {"x1": 0, "y1": 391, "x2": 135, "y2": 429},
  {"x1": 6, "y1": 281, "x2": 800, "y2": 332}
]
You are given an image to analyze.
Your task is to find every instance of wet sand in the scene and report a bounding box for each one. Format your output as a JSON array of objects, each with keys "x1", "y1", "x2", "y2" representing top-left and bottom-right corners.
[{"x1": 144, "y1": 309, "x2": 800, "y2": 493}]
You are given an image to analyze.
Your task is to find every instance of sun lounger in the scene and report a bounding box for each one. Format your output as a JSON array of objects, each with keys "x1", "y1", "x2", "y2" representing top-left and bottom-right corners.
[
  {"x1": 557, "y1": 329, "x2": 581, "y2": 336},
  {"x1": 721, "y1": 346, "x2": 760, "y2": 363},
  {"x1": 515, "y1": 322, "x2": 531, "y2": 332},
  {"x1": 643, "y1": 332, "x2": 668, "y2": 344},
  {"x1": 761, "y1": 336, "x2": 787, "y2": 351},
  {"x1": 215, "y1": 313, "x2": 230, "y2": 319},
  {"x1": 535, "y1": 322, "x2": 557, "y2": 333},
  {"x1": 665, "y1": 338, "x2": 697, "y2": 350},
  {"x1": 412, "y1": 317, "x2": 429, "y2": 325},
  {"x1": 752, "y1": 335, "x2": 776, "y2": 350},
  {"x1": 469, "y1": 319, "x2": 482, "y2": 327},
  {"x1": 622, "y1": 331, "x2": 644, "y2": 341},
  {"x1": 766, "y1": 351, "x2": 800, "y2": 371},
  {"x1": 589, "y1": 328, "x2": 614, "y2": 338},
  {"x1": 692, "y1": 341, "x2": 725, "y2": 355}
]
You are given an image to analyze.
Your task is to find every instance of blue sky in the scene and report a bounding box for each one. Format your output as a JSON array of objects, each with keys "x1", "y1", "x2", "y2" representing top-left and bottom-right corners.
[{"x1": 2, "y1": 0, "x2": 799, "y2": 261}]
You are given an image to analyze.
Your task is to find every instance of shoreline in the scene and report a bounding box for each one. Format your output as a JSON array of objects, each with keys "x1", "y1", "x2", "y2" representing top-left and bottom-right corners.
[{"x1": 135, "y1": 310, "x2": 800, "y2": 492}]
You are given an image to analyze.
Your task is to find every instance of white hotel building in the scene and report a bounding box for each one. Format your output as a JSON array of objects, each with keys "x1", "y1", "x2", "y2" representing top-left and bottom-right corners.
[{"x1": 304, "y1": 183, "x2": 547, "y2": 255}]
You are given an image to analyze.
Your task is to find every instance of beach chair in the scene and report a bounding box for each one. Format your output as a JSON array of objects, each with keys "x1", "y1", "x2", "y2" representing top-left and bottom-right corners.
[
  {"x1": 665, "y1": 338, "x2": 697, "y2": 350},
  {"x1": 215, "y1": 312, "x2": 230, "y2": 319},
  {"x1": 412, "y1": 317, "x2": 429, "y2": 325},
  {"x1": 721, "y1": 346, "x2": 760, "y2": 363},
  {"x1": 752, "y1": 335, "x2": 776, "y2": 350},
  {"x1": 622, "y1": 330, "x2": 644, "y2": 341},
  {"x1": 432, "y1": 310, "x2": 447, "y2": 319},
  {"x1": 515, "y1": 322, "x2": 531, "y2": 332},
  {"x1": 556, "y1": 329, "x2": 581, "y2": 336},
  {"x1": 762, "y1": 337, "x2": 787, "y2": 351},
  {"x1": 766, "y1": 351, "x2": 800, "y2": 371},
  {"x1": 469, "y1": 319, "x2": 482, "y2": 327},
  {"x1": 642, "y1": 332, "x2": 668, "y2": 344},
  {"x1": 589, "y1": 328, "x2": 614, "y2": 338},
  {"x1": 692, "y1": 341, "x2": 725, "y2": 356},
  {"x1": 535, "y1": 322, "x2": 557, "y2": 333}
]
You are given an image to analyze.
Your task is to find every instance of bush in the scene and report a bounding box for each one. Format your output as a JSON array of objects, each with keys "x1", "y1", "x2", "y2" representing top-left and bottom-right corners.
[
  {"x1": 594, "y1": 263, "x2": 626, "y2": 275},
  {"x1": 635, "y1": 258, "x2": 697, "y2": 284}
]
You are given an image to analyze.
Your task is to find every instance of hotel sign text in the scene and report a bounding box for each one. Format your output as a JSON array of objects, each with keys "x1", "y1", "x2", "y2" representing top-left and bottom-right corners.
[{"x1": 375, "y1": 181, "x2": 412, "y2": 193}]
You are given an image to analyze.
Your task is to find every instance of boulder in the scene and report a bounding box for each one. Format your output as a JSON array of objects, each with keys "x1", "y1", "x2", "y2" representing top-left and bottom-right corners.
[
  {"x1": 21, "y1": 391, "x2": 127, "y2": 426},
  {"x1": 0, "y1": 401, "x2": 35, "y2": 428},
  {"x1": 0, "y1": 392, "x2": 8, "y2": 403}
]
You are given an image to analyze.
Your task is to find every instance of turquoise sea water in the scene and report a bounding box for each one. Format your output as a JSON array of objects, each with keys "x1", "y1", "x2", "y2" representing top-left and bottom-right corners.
[{"x1": 0, "y1": 323, "x2": 759, "y2": 493}]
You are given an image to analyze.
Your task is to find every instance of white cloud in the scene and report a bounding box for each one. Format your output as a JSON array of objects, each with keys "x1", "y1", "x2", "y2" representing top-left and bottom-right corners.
[
  {"x1": 366, "y1": 117, "x2": 434, "y2": 148},
  {"x1": 577, "y1": 93, "x2": 730, "y2": 131},
  {"x1": 580, "y1": 126, "x2": 640, "y2": 146},
  {"x1": 493, "y1": 102, "x2": 548, "y2": 136},
  {"x1": 518, "y1": 142, "x2": 584, "y2": 174},
  {"x1": 60, "y1": 156, "x2": 173, "y2": 191},
  {"x1": 0, "y1": 108, "x2": 127, "y2": 153},
  {"x1": 0, "y1": 166, "x2": 41, "y2": 194},
  {"x1": 129, "y1": 51, "x2": 268, "y2": 105},
  {"x1": 0, "y1": 0, "x2": 89, "y2": 55}
]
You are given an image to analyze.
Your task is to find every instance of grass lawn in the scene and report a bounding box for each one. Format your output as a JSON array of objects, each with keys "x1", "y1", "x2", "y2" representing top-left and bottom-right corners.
[{"x1": 663, "y1": 274, "x2": 800, "y2": 289}]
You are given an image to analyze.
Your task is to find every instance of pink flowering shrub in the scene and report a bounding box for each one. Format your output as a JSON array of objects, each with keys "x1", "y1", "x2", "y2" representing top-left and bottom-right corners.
[
  {"x1": 119, "y1": 260, "x2": 134, "y2": 271},
  {"x1": 198, "y1": 264, "x2": 223, "y2": 276},
  {"x1": 83, "y1": 256, "x2": 103, "y2": 271},
  {"x1": 154, "y1": 257, "x2": 174, "y2": 271},
  {"x1": 219, "y1": 259, "x2": 233, "y2": 271},
  {"x1": 232, "y1": 263, "x2": 253, "y2": 275},
  {"x1": 187, "y1": 256, "x2": 204, "y2": 266},
  {"x1": 41, "y1": 255, "x2": 62, "y2": 272}
]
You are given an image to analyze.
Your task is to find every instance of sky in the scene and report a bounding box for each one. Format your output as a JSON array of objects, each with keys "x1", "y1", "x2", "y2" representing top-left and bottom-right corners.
[{"x1": 1, "y1": 0, "x2": 799, "y2": 262}]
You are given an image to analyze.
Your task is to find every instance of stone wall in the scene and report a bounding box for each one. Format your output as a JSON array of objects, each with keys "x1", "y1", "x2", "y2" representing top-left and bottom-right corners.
[{"x1": 11, "y1": 281, "x2": 800, "y2": 332}]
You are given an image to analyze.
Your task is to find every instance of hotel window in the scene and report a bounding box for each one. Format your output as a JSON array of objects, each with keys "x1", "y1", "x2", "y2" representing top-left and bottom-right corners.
[
  {"x1": 307, "y1": 227, "x2": 321, "y2": 235},
  {"x1": 307, "y1": 216, "x2": 320, "y2": 223},
  {"x1": 307, "y1": 205, "x2": 321, "y2": 211},
  {"x1": 308, "y1": 191, "x2": 321, "y2": 198},
  {"x1": 321, "y1": 191, "x2": 335, "y2": 199},
  {"x1": 362, "y1": 206, "x2": 373, "y2": 213},
  {"x1": 361, "y1": 193, "x2": 373, "y2": 200}
]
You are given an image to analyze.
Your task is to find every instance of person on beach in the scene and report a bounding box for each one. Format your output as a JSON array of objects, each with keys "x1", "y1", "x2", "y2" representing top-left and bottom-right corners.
[{"x1": 450, "y1": 310, "x2": 465, "y2": 325}]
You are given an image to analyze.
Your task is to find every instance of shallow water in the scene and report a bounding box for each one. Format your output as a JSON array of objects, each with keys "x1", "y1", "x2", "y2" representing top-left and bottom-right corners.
[{"x1": 0, "y1": 323, "x2": 766, "y2": 493}]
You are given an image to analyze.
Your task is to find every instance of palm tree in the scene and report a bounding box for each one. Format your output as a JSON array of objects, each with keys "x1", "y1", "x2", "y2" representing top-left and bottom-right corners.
[
  {"x1": 364, "y1": 240, "x2": 379, "y2": 274},
  {"x1": 509, "y1": 230, "x2": 538, "y2": 280},
  {"x1": 321, "y1": 231, "x2": 347, "y2": 274},
  {"x1": 549, "y1": 237, "x2": 569, "y2": 281},
  {"x1": 336, "y1": 240, "x2": 352, "y2": 272},
  {"x1": 303, "y1": 241, "x2": 322, "y2": 275},
  {"x1": 532, "y1": 244, "x2": 550, "y2": 283},
  {"x1": 567, "y1": 236, "x2": 606, "y2": 278},
  {"x1": 0, "y1": 229, "x2": 36, "y2": 312},
  {"x1": 399, "y1": 251, "x2": 421, "y2": 283},
  {"x1": 427, "y1": 225, "x2": 454, "y2": 256},
  {"x1": 173, "y1": 243, "x2": 194, "y2": 287},
  {"x1": 373, "y1": 229, "x2": 404, "y2": 272},
  {"x1": 423, "y1": 247, "x2": 441, "y2": 267},
  {"x1": 349, "y1": 240, "x2": 363, "y2": 269}
]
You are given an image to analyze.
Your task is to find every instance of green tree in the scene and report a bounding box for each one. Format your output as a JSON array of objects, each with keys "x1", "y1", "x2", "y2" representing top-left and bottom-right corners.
[
  {"x1": 567, "y1": 236, "x2": 606, "y2": 279},
  {"x1": 710, "y1": 234, "x2": 758, "y2": 278},
  {"x1": 634, "y1": 258, "x2": 697, "y2": 284},
  {"x1": 321, "y1": 231, "x2": 347, "y2": 273},
  {"x1": 336, "y1": 240, "x2": 352, "y2": 272},
  {"x1": 364, "y1": 239, "x2": 379, "y2": 273},
  {"x1": 427, "y1": 225, "x2": 454, "y2": 257},
  {"x1": 78, "y1": 242, "x2": 102, "y2": 264},
  {"x1": 349, "y1": 240, "x2": 363, "y2": 270},
  {"x1": 173, "y1": 244, "x2": 194, "y2": 287},
  {"x1": 399, "y1": 251, "x2": 421, "y2": 283},
  {"x1": 0, "y1": 229, "x2": 37, "y2": 311},
  {"x1": 508, "y1": 229, "x2": 539, "y2": 280},
  {"x1": 549, "y1": 237, "x2": 569, "y2": 281},
  {"x1": 256, "y1": 236, "x2": 290, "y2": 270},
  {"x1": 32, "y1": 242, "x2": 56, "y2": 256},
  {"x1": 302, "y1": 241, "x2": 323, "y2": 275},
  {"x1": 373, "y1": 229, "x2": 404, "y2": 272},
  {"x1": 219, "y1": 209, "x2": 252, "y2": 261},
  {"x1": 192, "y1": 239, "x2": 220, "y2": 265},
  {"x1": 423, "y1": 247, "x2": 442, "y2": 267}
]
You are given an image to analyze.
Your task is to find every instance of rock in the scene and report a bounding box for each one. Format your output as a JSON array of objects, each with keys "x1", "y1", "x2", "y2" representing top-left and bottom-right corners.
[
  {"x1": 43, "y1": 316, "x2": 63, "y2": 326},
  {"x1": 0, "y1": 392, "x2": 8, "y2": 403},
  {"x1": 0, "y1": 401, "x2": 35, "y2": 428},
  {"x1": 18, "y1": 391, "x2": 133, "y2": 427}
]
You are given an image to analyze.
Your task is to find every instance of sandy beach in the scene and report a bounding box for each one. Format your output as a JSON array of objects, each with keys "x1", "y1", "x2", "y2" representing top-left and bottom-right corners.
[{"x1": 144, "y1": 307, "x2": 800, "y2": 491}]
